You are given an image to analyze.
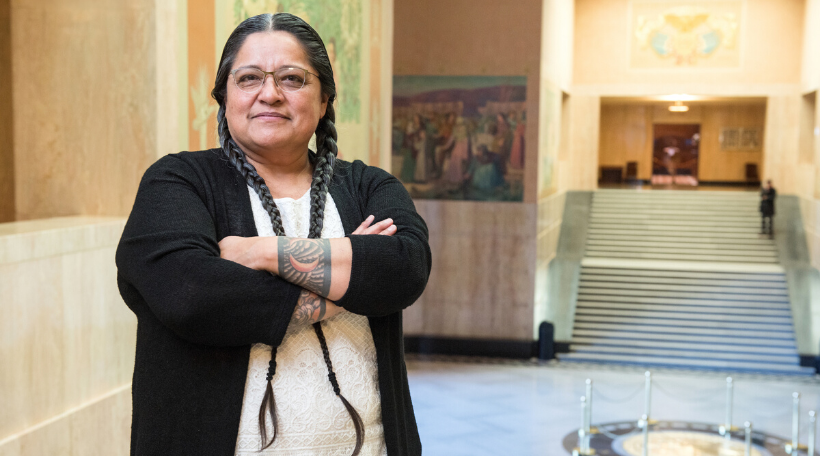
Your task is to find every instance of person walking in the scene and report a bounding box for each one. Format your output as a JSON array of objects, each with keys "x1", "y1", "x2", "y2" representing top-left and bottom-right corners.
[{"x1": 760, "y1": 179, "x2": 776, "y2": 238}]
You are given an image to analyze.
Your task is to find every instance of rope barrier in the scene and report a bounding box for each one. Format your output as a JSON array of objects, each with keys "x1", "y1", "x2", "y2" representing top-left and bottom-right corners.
[
  {"x1": 575, "y1": 371, "x2": 820, "y2": 455},
  {"x1": 592, "y1": 383, "x2": 645, "y2": 404}
]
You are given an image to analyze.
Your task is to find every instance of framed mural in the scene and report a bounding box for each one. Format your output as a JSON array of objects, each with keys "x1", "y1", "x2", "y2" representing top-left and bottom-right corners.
[
  {"x1": 630, "y1": 1, "x2": 742, "y2": 68},
  {"x1": 720, "y1": 127, "x2": 761, "y2": 151},
  {"x1": 391, "y1": 75, "x2": 527, "y2": 201}
]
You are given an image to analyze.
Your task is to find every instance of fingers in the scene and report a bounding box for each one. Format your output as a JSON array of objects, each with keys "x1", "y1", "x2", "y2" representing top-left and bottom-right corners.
[
  {"x1": 379, "y1": 224, "x2": 397, "y2": 236},
  {"x1": 352, "y1": 216, "x2": 396, "y2": 235},
  {"x1": 352, "y1": 215, "x2": 375, "y2": 235}
]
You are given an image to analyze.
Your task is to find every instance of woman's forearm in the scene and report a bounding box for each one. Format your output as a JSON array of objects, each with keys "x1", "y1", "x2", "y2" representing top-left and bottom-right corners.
[
  {"x1": 290, "y1": 289, "x2": 346, "y2": 326},
  {"x1": 260, "y1": 237, "x2": 352, "y2": 301}
]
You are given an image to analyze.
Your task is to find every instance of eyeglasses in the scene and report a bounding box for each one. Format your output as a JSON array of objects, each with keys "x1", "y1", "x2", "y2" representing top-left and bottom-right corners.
[{"x1": 230, "y1": 66, "x2": 319, "y2": 93}]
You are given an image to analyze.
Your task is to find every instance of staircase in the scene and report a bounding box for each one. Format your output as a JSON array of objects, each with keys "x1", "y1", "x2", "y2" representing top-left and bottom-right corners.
[{"x1": 558, "y1": 190, "x2": 813, "y2": 375}]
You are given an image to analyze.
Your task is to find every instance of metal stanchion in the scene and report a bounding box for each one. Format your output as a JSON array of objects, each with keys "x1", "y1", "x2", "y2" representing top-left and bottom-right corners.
[
  {"x1": 786, "y1": 392, "x2": 807, "y2": 454},
  {"x1": 574, "y1": 396, "x2": 595, "y2": 456},
  {"x1": 640, "y1": 414, "x2": 649, "y2": 456},
  {"x1": 644, "y1": 371, "x2": 652, "y2": 419},
  {"x1": 744, "y1": 422, "x2": 752, "y2": 456},
  {"x1": 809, "y1": 411, "x2": 816, "y2": 456},
  {"x1": 586, "y1": 379, "x2": 593, "y2": 430},
  {"x1": 720, "y1": 377, "x2": 737, "y2": 440}
]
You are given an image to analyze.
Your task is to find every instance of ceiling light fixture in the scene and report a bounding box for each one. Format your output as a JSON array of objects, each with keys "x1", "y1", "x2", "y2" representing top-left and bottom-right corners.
[{"x1": 669, "y1": 100, "x2": 689, "y2": 112}]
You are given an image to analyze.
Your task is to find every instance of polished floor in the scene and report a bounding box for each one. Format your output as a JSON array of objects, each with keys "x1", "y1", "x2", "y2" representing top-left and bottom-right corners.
[{"x1": 406, "y1": 356, "x2": 820, "y2": 456}]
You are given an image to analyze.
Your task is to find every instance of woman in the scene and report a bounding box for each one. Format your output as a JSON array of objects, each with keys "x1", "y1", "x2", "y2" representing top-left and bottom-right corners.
[{"x1": 116, "y1": 13, "x2": 430, "y2": 456}]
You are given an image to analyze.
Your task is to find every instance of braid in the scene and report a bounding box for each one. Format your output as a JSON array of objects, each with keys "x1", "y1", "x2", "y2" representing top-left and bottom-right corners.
[
  {"x1": 218, "y1": 114, "x2": 286, "y2": 236},
  {"x1": 307, "y1": 108, "x2": 338, "y2": 239}
]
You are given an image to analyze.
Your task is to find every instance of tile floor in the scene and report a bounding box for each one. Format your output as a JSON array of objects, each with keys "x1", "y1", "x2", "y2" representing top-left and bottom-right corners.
[{"x1": 406, "y1": 357, "x2": 820, "y2": 455}]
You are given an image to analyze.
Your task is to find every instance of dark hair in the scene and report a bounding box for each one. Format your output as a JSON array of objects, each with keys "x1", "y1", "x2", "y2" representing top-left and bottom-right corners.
[{"x1": 210, "y1": 13, "x2": 362, "y2": 454}]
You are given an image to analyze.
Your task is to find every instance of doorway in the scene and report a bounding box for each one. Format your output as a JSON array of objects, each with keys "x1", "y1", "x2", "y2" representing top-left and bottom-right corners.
[{"x1": 652, "y1": 124, "x2": 700, "y2": 186}]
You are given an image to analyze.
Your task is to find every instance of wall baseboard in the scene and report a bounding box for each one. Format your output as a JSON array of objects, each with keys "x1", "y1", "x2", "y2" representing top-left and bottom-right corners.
[
  {"x1": 404, "y1": 336, "x2": 571, "y2": 359},
  {"x1": 698, "y1": 180, "x2": 760, "y2": 187}
]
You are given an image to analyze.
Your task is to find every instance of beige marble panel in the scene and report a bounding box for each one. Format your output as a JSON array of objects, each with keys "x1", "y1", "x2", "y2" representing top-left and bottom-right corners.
[
  {"x1": 558, "y1": 95, "x2": 600, "y2": 192},
  {"x1": 11, "y1": 1, "x2": 157, "y2": 220},
  {"x1": 533, "y1": 191, "x2": 565, "y2": 338},
  {"x1": 0, "y1": 217, "x2": 125, "y2": 264},
  {"x1": 0, "y1": 388, "x2": 131, "y2": 456},
  {"x1": 0, "y1": 0, "x2": 12, "y2": 223},
  {"x1": 764, "y1": 95, "x2": 808, "y2": 197},
  {"x1": 404, "y1": 201, "x2": 538, "y2": 340},
  {"x1": 0, "y1": 218, "x2": 135, "y2": 455}
]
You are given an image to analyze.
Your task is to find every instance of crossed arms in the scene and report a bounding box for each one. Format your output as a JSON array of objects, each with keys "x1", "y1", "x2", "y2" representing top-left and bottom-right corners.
[{"x1": 218, "y1": 215, "x2": 395, "y2": 327}]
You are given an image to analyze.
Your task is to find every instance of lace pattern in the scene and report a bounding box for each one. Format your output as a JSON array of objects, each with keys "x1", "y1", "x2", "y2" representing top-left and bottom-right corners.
[{"x1": 235, "y1": 187, "x2": 386, "y2": 455}]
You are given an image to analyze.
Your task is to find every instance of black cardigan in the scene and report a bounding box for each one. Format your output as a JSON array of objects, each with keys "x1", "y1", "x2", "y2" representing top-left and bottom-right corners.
[{"x1": 116, "y1": 149, "x2": 430, "y2": 455}]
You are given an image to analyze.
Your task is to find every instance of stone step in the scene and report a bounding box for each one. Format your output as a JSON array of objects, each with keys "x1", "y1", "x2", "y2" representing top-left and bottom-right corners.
[
  {"x1": 576, "y1": 294, "x2": 791, "y2": 309},
  {"x1": 579, "y1": 288, "x2": 789, "y2": 303},
  {"x1": 574, "y1": 321, "x2": 794, "y2": 337},
  {"x1": 584, "y1": 251, "x2": 779, "y2": 263},
  {"x1": 579, "y1": 274, "x2": 787, "y2": 288},
  {"x1": 567, "y1": 344, "x2": 799, "y2": 364},
  {"x1": 585, "y1": 245, "x2": 778, "y2": 257},
  {"x1": 569, "y1": 336, "x2": 797, "y2": 354},
  {"x1": 576, "y1": 301, "x2": 792, "y2": 316},
  {"x1": 579, "y1": 281, "x2": 788, "y2": 295},
  {"x1": 586, "y1": 239, "x2": 777, "y2": 251},
  {"x1": 574, "y1": 308, "x2": 792, "y2": 324},
  {"x1": 569, "y1": 329, "x2": 797, "y2": 348},
  {"x1": 580, "y1": 267, "x2": 785, "y2": 281}
]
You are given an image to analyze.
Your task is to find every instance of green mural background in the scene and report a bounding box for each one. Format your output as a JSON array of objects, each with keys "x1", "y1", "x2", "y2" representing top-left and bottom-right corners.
[{"x1": 231, "y1": 0, "x2": 362, "y2": 122}]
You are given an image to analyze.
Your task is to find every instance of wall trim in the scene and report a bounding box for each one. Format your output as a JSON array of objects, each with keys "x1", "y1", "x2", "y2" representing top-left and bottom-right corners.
[{"x1": 404, "y1": 336, "x2": 572, "y2": 359}]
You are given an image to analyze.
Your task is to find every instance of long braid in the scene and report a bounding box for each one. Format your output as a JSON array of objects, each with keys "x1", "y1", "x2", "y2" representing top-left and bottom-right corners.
[
  {"x1": 306, "y1": 104, "x2": 364, "y2": 454},
  {"x1": 308, "y1": 107, "x2": 338, "y2": 239}
]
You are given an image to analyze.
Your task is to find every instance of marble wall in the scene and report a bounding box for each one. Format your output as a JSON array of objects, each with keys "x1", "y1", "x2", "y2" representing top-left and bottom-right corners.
[
  {"x1": 0, "y1": 217, "x2": 134, "y2": 456},
  {"x1": 0, "y1": 0, "x2": 12, "y2": 223},
  {"x1": 533, "y1": 191, "x2": 566, "y2": 338},
  {"x1": 403, "y1": 201, "x2": 538, "y2": 340},
  {"x1": 394, "y1": 0, "x2": 543, "y2": 341},
  {"x1": 10, "y1": 0, "x2": 158, "y2": 220},
  {"x1": 558, "y1": 95, "x2": 600, "y2": 192}
]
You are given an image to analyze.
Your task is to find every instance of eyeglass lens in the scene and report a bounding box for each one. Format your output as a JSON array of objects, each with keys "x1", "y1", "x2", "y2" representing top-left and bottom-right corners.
[{"x1": 233, "y1": 67, "x2": 307, "y2": 92}]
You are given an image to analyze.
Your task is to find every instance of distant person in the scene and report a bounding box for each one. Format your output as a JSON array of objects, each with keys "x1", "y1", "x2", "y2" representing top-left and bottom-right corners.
[{"x1": 760, "y1": 180, "x2": 776, "y2": 238}]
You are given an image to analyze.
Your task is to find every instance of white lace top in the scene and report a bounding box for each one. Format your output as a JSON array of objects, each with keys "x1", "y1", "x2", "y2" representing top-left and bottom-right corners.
[{"x1": 234, "y1": 187, "x2": 387, "y2": 456}]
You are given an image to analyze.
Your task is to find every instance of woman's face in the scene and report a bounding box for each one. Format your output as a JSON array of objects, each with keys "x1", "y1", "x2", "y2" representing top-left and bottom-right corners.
[{"x1": 226, "y1": 31, "x2": 328, "y2": 158}]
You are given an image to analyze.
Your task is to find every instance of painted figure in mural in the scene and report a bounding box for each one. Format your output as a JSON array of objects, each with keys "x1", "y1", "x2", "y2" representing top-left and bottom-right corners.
[
  {"x1": 509, "y1": 111, "x2": 526, "y2": 170},
  {"x1": 433, "y1": 112, "x2": 456, "y2": 179},
  {"x1": 117, "y1": 13, "x2": 429, "y2": 456},
  {"x1": 468, "y1": 144, "x2": 506, "y2": 193},
  {"x1": 760, "y1": 179, "x2": 776, "y2": 238},
  {"x1": 446, "y1": 117, "x2": 471, "y2": 185}
]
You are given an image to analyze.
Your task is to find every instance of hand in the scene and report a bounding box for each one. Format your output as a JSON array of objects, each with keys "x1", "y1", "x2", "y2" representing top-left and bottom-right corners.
[
  {"x1": 352, "y1": 215, "x2": 396, "y2": 236},
  {"x1": 218, "y1": 236, "x2": 266, "y2": 270}
]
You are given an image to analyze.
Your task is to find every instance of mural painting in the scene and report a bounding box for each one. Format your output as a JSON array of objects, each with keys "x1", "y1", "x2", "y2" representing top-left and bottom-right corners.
[
  {"x1": 631, "y1": 1, "x2": 742, "y2": 68},
  {"x1": 228, "y1": 0, "x2": 362, "y2": 123},
  {"x1": 392, "y1": 76, "x2": 527, "y2": 201}
]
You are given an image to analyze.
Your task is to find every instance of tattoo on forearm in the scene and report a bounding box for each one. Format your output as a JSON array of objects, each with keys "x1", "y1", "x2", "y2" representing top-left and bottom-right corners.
[
  {"x1": 291, "y1": 289, "x2": 327, "y2": 326},
  {"x1": 278, "y1": 238, "x2": 332, "y2": 297}
]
